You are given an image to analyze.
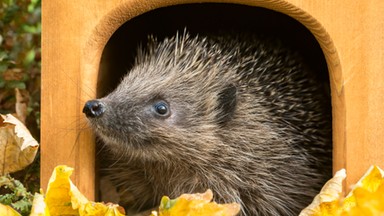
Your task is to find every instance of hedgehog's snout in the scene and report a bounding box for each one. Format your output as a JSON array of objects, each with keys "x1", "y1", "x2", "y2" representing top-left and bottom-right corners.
[{"x1": 83, "y1": 100, "x2": 106, "y2": 118}]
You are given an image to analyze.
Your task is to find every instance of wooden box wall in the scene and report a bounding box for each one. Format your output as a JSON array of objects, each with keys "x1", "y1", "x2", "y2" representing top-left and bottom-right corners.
[{"x1": 42, "y1": 0, "x2": 384, "y2": 199}]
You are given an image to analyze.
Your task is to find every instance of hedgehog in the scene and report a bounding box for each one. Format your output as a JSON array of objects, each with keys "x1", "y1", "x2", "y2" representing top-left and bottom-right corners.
[{"x1": 83, "y1": 32, "x2": 332, "y2": 215}]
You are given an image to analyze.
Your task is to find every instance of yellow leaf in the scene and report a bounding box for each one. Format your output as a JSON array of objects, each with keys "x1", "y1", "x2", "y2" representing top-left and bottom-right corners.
[
  {"x1": 342, "y1": 166, "x2": 384, "y2": 215},
  {"x1": 349, "y1": 166, "x2": 384, "y2": 194},
  {"x1": 30, "y1": 192, "x2": 50, "y2": 216},
  {"x1": 155, "y1": 189, "x2": 240, "y2": 216},
  {"x1": 45, "y1": 165, "x2": 80, "y2": 216},
  {"x1": 342, "y1": 186, "x2": 384, "y2": 216},
  {"x1": 300, "y1": 165, "x2": 384, "y2": 216},
  {"x1": 69, "y1": 178, "x2": 89, "y2": 212},
  {"x1": 299, "y1": 169, "x2": 346, "y2": 216},
  {"x1": 80, "y1": 202, "x2": 125, "y2": 216},
  {"x1": 0, "y1": 114, "x2": 39, "y2": 174},
  {"x1": 45, "y1": 165, "x2": 125, "y2": 216},
  {"x1": 0, "y1": 203, "x2": 21, "y2": 216}
]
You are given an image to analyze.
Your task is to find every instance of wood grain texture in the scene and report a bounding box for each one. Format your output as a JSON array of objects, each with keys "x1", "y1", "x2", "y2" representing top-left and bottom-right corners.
[
  {"x1": 287, "y1": 0, "x2": 384, "y2": 192},
  {"x1": 42, "y1": 0, "x2": 384, "y2": 199}
]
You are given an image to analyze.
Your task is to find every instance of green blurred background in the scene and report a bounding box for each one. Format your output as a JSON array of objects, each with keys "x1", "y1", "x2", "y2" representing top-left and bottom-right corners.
[{"x1": 0, "y1": 0, "x2": 41, "y2": 195}]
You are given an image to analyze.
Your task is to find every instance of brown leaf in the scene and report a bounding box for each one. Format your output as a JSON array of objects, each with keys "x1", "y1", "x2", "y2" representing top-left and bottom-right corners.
[
  {"x1": 2, "y1": 68, "x2": 24, "y2": 81},
  {"x1": 0, "y1": 114, "x2": 39, "y2": 175},
  {"x1": 15, "y1": 88, "x2": 29, "y2": 124}
]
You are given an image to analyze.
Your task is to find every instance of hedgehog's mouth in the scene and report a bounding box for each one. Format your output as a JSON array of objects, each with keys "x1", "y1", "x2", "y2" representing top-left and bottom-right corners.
[
  {"x1": 89, "y1": 120, "x2": 149, "y2": 150},
  {"x1": 86, "y1": 119, "x2": 122, "y2": 143}
]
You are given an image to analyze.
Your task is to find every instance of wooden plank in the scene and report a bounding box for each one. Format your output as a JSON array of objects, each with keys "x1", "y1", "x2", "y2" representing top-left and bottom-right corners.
[
  {"x1": 41, "y1": 0, "x2": 148, "y2": 200},
  {"x1": 41, "y1": 0, "x2": 142, "y2": 200},
  {"x1": 41, "y1": 0, "x2": 97, "y2": 199},
  {"x1": 286, "y1": 0, "x2": 384, "y2": 192}
]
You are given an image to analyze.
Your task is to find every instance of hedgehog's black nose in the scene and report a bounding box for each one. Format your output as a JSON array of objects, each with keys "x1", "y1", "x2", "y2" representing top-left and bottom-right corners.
[{"x1": 83, "y1": 100, "x2": 105, "y2": 118}]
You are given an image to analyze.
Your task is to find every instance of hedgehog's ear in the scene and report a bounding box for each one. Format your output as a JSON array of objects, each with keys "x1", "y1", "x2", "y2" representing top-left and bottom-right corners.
[{"x1": 216, "y1": 84, "x2": 237, "y2": 125}]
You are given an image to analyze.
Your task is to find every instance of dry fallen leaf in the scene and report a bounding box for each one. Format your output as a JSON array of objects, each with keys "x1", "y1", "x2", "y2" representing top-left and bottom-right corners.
[
  {"x1": 30, "y1": 192, "x2": 50, "y2": 216},
  {"x1": 45, "y1": 166, "x2": 80, "y2": 216},
  {"x1": 44, "y1": 165, "x2": 125, "y2": 216},
  {"x1": 299, "y1": 169, "x2": 346, "y2": 216},
  {"x1": 341, "y1": 166, "x2": 384, "y2": 215},
  {"x1": 80, "y1": 202, "x2": 125, "y2": 216},
  {"x1": 0, "y1": 203, "x2": 21, "y2": 216},
  {"x1": 300, "y1": 165, "x2": 384, "y2": 216},
  {"x1": 43, "y1": 165, "x2": 238, "y2": 216},
  {"x1": 0, "y1": 114, "x2": 39, "y2": 175},
  {"x1": 152, "y1": 189, "x2": 240, "y2": 216},
  {"x1": 15, "y1": 88, "x2": 29, "y2": 124}
]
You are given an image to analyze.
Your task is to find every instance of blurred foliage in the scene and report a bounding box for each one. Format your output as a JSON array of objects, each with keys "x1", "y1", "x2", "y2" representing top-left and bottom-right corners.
[
  {"x1": 0, "y1": 0, "x2": 41, "y2": 197},
  {"x1": 0, "y1": 175, "x2": 34, "y2": 216}
]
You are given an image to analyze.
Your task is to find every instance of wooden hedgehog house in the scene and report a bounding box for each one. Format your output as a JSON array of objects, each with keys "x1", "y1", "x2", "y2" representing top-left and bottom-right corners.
[{"x1": 42, "y1": 0, "x2": 384, "y2": 200}]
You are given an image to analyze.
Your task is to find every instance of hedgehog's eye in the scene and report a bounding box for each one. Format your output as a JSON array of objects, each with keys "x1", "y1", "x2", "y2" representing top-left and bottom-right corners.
[{"x1": 153, "y1": 101, "x2": 170, "y2": 117}]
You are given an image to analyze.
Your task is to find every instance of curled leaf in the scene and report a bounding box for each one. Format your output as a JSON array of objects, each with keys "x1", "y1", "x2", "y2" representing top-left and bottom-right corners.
[
  {"x1": 45, "y1": 166, "x2": 79, "y2": 216},
  {"x1": 342, "y1": 166, "x2": 384, "y2": 215},
  {"x1": 0, "y1": 203, "x2": 21, "y2": 216},
  {"x1": 300, "y1": 165, "x2": 384, "y2": 216},
  {"x1": 154, "y1": 189, "x2": 240, "y2": 216},
  {"x1": 0, "y1": 114, "x2": 39, "y2": 175},
  {"x1": 299, "y1": 169, "x2": 346, "y2": 216},
  {"x1": 15, "y1": 88, "x2": 29, "y2": 124},
  {"x1": 45, "y1": 165, "x2": 125, "y2": 216},
  {"x1": 30, "y1": 192, "x2": 50, "y2": 216},
  {"x1": 80, "y1": 202, "x2": 125, "y2": 216}
]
